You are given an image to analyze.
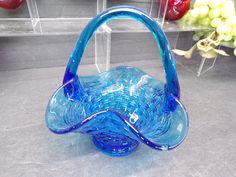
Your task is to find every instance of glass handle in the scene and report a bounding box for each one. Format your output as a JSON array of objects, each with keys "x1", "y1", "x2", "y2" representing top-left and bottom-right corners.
[{"x1": 63, "y1": 6, "x2": 180, "y2": 99}]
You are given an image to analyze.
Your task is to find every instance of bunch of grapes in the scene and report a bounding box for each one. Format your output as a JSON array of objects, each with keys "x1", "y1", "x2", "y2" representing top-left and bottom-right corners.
[{"x1": 182, "y1": 0, "x2": 236, "y2": 56}]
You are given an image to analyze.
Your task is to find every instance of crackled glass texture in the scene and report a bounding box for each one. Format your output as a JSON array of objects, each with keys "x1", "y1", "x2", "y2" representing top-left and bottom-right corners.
[{"x1": 45, "y1": 6, "x2": 189, "y2": 156}]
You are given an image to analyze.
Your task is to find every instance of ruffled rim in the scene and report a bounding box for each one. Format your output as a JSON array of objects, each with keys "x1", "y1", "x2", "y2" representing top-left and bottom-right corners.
[{"x1": 46, "y1": 84, "x2": 189, "y2": 151}]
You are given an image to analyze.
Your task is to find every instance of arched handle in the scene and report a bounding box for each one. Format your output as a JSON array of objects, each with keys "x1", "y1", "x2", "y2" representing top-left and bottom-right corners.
[{"x1": 63, "y1": 6, "x2": 180, "y2": 99}]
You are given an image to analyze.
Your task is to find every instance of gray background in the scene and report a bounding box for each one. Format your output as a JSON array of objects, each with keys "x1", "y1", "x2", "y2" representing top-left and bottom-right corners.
[{"x1": 0, "y1": 32, "x2": 192, "y2": 71}]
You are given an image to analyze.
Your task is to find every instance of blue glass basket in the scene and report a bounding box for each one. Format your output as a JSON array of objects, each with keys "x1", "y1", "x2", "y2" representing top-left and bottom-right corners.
[{"x1": 45, "y1": 6, "x2": 189, "y2": 156}]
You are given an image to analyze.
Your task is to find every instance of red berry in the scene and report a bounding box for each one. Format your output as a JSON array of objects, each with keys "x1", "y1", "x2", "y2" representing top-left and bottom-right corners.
[
  {"x1": 0, "y1": 0, "x2": 25, "y2": 10},
  {"x1": 159, "y1": 0, "x2": 191, "y2": 21}
]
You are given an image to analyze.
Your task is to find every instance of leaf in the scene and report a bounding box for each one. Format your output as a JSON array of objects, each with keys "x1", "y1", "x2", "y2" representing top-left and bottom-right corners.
[
  {"x1": 213, "y1": 48, "x2": 229, "y2": 56},
  {"x1": 173, "y1": 30, "x2": 230, "y2": 61},
  {"x1": 185, "y1": 44, "x2": 197, "y2": 59},
  {"x1": 172, "y1": 44, "x2": 197, "y2": 59},
  {"x1": 198, "y1": 48, "x2": 228, "y2": 59},
  {"x1": 199, "y1": 50, "x2": 218, "y2": 59},
  {"x1": 172, "y1": 49, "x2": 188, "y2": 56}
]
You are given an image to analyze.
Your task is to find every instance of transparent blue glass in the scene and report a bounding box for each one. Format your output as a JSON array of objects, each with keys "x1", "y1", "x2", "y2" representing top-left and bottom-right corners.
[{"x1": 45, "y1": 6, "x2": 189, "y2": 156}]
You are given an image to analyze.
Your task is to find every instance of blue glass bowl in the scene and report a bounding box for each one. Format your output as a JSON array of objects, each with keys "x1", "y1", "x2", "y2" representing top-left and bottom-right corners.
[{"x1": 45, "y1": 6, "x2": 189, "y2": 156}]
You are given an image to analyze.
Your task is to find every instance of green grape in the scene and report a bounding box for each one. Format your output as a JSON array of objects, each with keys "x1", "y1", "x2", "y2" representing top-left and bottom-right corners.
[
  {"x1": 208, "y1": 8, "x2": 221, "y2": 19},
  {"x1": 218, "y1": 34, "x2": 225, "y2": 41},
  {"x1": 199, "y1": 5, "x2": 209, "y2": 18},
  {"x1": 200, "y1": 17, "x2": 211, "y2": 26},
  {"x1": 232, "y1": 26, "x2": 236, "y2": 36},
  {"x1": 183, "y1": 0, "x2": 236, "y2": 57},
  {"x1": 217, "y1": 25, "x2": 231, "y2": 34},
  {"x1": 210, "y1": 18, "x2": 222, "y2": 28},
  {"x1": 208, "y1": 0, "x2": 223, "y2": 8},
  {"x1": 226, "y1": 17, "x2": 236, "y2": 27},
  {"x1": 221, "y1": 1, "x2": 236, "y2": 18},
  {"x1": 223, "y1": 34, "x2": 233, "y2": 41},
  {"x1": 184, "y1": 12, "x2": 198, "y2": 25},
  {"x1": 221, "y1": 10, "x2": 233, "y2": 19},
  {"x1": 182, "y1": 0, "x2": 236, "y2": 46},
  {"x1": 224, "y1": 0, "x2": 235, "y2": 7},
  {"x1": 190, "y1": 9, "x2": 200, "y2": 18},
  {"x1": 182, "y1": 12, "x2": 190, "y2": 21},
  {"x1": 194, "y1": 0, "x2": 208, "y2": 8}
]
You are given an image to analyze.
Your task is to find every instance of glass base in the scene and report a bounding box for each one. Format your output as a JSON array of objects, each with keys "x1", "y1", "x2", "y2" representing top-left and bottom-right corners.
[{"x1": 92, "y1": 135, "x2": 139, "y2": 156}]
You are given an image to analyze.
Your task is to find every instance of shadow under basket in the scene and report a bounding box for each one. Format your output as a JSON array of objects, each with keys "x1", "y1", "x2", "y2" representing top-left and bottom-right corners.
[{"x1": 45, "y1": 6, "x2": 189, "y2": 157}]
